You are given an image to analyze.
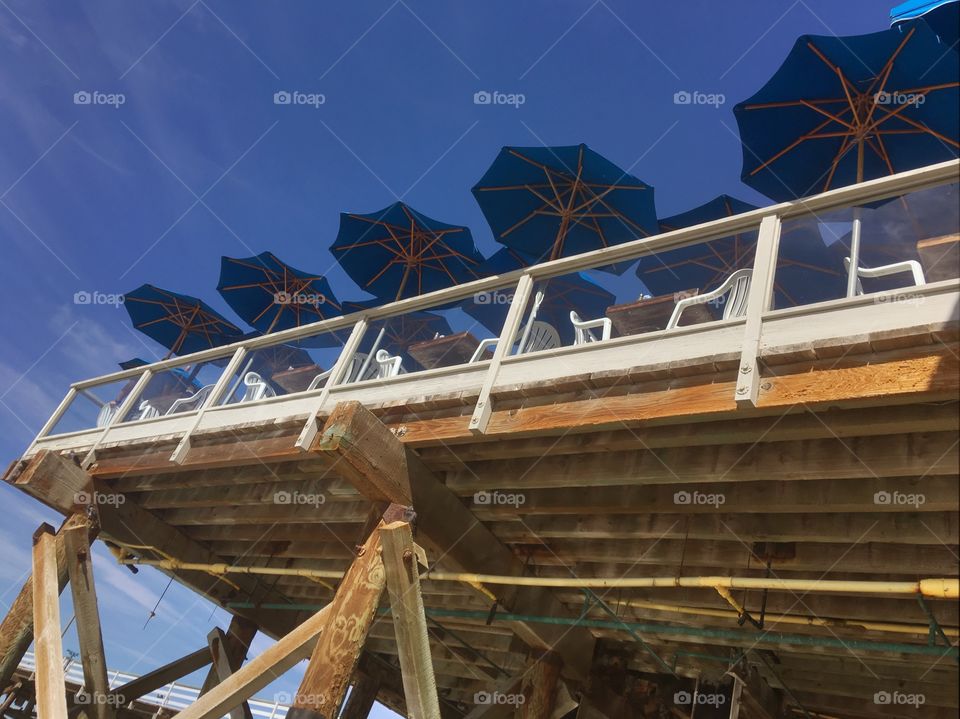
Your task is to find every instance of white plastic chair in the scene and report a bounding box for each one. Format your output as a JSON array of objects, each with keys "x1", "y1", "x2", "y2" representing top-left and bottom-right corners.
[
  {"x1": 843, "y1": 257, "x2": 926, "y2": 295},
  {"x1": 469, "y1": 290, "x2": 560, "y2": 361},
  {"x1": 96, "y1": 402, "x2": 117, "y2": 428},
  {"x1": 667, "y1": 268, "x2": 753, "y2": 329},
  {"x1": 240, "y1": 372, "x2": 276, "y2": 402},
  {"x1": 374, "y1": 349, "x2": 404, "y2": 378},
  {"x1": 570, "y1": 310, "x2": 612, "y2": 345},
  {"x1": 166, "y1": 384, "x2": 214, "y2": 414},
  {"x1": 135, "y1": 400, "x2": 161, "y2": 420}
]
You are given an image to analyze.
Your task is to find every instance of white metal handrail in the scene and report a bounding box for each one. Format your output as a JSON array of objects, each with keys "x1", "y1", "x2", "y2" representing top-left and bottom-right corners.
[
  {"x1": 15, "y1": 650, "x2": 288, "y2": 718},
  {"x1": 27, "y1": 159, "x2": 960, "y2": 448}
]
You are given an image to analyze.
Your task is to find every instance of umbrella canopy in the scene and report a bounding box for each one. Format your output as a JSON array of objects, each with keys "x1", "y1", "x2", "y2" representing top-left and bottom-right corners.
[
  {"x1": 734, "y1": 25, "x2": 959, "y2": 202},
  {"x1": 331, "y1": 202, "x2": 484, "y2": 302},
  {"x1": 472, "y1": 144, "x2": 658, "y2": 273},
  {"x1": 636, "y1": 195, "x2": 844, "y2": 308},
  {"x1": 217, "y1": 252, "x2": 342, "y2": 334},
  {"x1": 124, "y1": 284, "x2": 243, "y2": 357},
  {"x1": 465, "y1": 271, "x2": 615, "y2": 345},
  {"x1": 891, "y1": 0, "x2": 959, "y2": 48}
]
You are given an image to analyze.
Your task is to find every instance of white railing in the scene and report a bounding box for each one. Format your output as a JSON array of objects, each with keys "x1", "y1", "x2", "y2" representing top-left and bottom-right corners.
[
  {"x1": 22, "y1": 159, "x2": 960, "y2": 463},
  {"x1": 15, "y1": 651, "x2": 288, "y2": 718}
]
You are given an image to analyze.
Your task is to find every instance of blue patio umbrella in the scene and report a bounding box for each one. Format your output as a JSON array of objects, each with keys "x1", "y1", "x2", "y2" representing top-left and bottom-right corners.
[
  {"x1": 217, "y1": 252, "x2": 342, "y2": 334},
  {"x1": 472, "y1": 144, "x2": 658, "y2": 273},
  {"x1": 124, "y1": 284, "x2": 244, "y2": 357},
  {"x1": 892, "y1": 0, "x2": 959, "y2": 49},
  {"x1": 331, "y1": 202, "x2": 484, "y2": 302},
  {"x1": 734, "y1": 25, "x2": 958, "y2": 202},
  {"x1": 636, "y1": 195, "x2": 844, "y2": 308},
  {"x1": 735, "y1": 25, "x2": 958, "y2": 295},
  {"x1": 464, "y1": 270, "x2": 615, "y2": 346}
]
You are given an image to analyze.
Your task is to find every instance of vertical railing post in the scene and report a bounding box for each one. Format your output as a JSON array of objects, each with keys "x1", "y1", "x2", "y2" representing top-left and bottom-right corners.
[
  {"x1": 295, "y1": 318, "x2": 369, "y2": 451},
  {"x1": 81, "y1": 369, "x2": 153, "y2": 468},
  {"x1": 469, "y1": 274, "x2": 534, "y2": 435},
  {"x1": 735, "y1": 215, "x2": 782, "y2": 406},
  {"x1": 170, "y1": 347, "x2": 248, "y2": 464}
]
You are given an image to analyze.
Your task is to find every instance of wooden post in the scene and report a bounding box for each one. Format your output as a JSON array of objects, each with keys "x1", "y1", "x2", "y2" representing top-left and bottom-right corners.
[
  {"x1": 207, "y1": 628, "x2": 253, "y2": 719},
  {"x1": 32, "y1": 524, "x2": 68, "y2": 719},
  {"x1": 734, "y1": 214, "x2": 781, "y2": 406},
  {"x1": 0, "y1": 514, "x2": 94, "y2": 690},
  {"x1": 339, "y1": 673, "x2": 380, "y2": 719},
  {"x1": 518, "y1": 652, "x2": 562, "y2": 719},
  {"x1": 287, "y1": 520, "x2": 388, "y2": 719},
  {"x1": 200, "y1": 615, "x2": 258, "y2": 696},
  {"x1": 63, "y1": 520, "x2": 113, "y2": 719},
  {"x1": 380, "y1": 521, "x2": 440, "y2": 719}
]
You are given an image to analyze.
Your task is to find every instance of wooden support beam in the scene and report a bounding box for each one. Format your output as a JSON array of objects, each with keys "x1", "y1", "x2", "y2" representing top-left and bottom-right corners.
[
  {"x1": 288, "y1": 520, "x2": 387, "y2": 719},
  {"x1": 200, "y1": 616, "x2": 258, "y2": 696},
  {"x1": 63, "y1": 519, "x2": 113, "y2": 719},
  {"x1": 339, "y1": 673, "x2": 379, "y2": 719},
  {"x1": 380, "y1": 521, "x2": 441, "y2": 719},
  {"x1": 316, "y1": 401, "x2": 595, "y2": 679},
  {"x1": 317, "y1": 402, "x2": 411, "y2": 505},
  {"x1": 31, "y1": 524, "x2": 67, "y2": 719},
  {"x1": 206, "y1": 628, "x2": 253, "y2": 719},
  {"x1": 109, "y1": 647, "x2": 211, "y2": 705},
  {"x1": 445, "y1": 431, "x2": 959, "y2": 492},
  {"x1": 518, "y1": 652, "x2": 562, "y2": 719},
  {"x1": 173, "y1": 605, "x2": 330, "y2": 719},
  {"x1": 0, "y1": 513, "x2": 93, "y2": 690}
]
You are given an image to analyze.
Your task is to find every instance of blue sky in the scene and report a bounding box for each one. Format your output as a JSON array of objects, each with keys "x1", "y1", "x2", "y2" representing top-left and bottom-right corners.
[{"x1": 0, "y1": 1, "x2": 898, "y2": 715}]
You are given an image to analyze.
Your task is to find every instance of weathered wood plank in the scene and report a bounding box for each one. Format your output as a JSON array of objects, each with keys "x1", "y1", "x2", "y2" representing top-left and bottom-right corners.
[
  {"x1": 200, "y1": 616, "x2": 258, "y2": 696},
  {"x1": 206, "y1": 627, "x2": 253, "y2": 719},
  {"x1": 63, "y1": 520, "x2": 113, "y2": 719},
  {"x1": 339, "y1": 672, "x2": 379, "y2": 719},
  {"x1": 0, "y1": 513, "x2": 93, "y2": 690},
  {"x1": 289, "y1": 523, "x2": 386, "y2": 719},
  {"x1": 172, "y1": 606, "x2": 330, "y2": 719},
  {"x1": 380, "y1": 521, "x2": 441, "y2": 719},
  {"x1": 31, "y1": 525, "x2": 67, "y2": 719},
  {"x1": 518, "y1": 652, "x2": 562, "y2": 719}
]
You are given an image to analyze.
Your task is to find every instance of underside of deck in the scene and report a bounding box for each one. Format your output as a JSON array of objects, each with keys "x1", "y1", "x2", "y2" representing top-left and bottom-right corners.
[{"x1": 5, "y1": 329, "x2": 959, "y2": 719}]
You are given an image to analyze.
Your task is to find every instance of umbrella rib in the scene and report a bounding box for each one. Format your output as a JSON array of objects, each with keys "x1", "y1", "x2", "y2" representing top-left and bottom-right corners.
[
  {"x1": 875, "y1": 105, "x2": 960, "y2": 147},
  {"x1": 748, "y1": 113, "x2": 840, "y2": 175},
  {"x1": 822, "y1": 133, "x2": 856, "y2": 191}
]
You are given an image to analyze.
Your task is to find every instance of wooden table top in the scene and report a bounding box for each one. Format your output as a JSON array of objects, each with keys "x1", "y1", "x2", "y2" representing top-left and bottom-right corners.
[
  {"x1": 271, "y1": 364, "x2": 324, "y2": 393},
  {"x1": 407, "y1": 331, "x2": 485, "y2": 369},
  {"x1": 605, "y1": 289, "x2": 716, "y2": 336},
  {"x1": 916, "y1": 233, "x2": 958, "y2": 284}
]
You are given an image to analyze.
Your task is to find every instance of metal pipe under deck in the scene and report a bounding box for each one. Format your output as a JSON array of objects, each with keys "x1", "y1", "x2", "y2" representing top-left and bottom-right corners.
[
  {"x1": 117, "y1": 558, "x2": 960, "y2": 599},
  {"x1": 222, "y1": 602, "x2": 959, "y2": 659}
]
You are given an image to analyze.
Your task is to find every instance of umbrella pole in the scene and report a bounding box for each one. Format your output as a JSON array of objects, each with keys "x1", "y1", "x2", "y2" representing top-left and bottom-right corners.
[
  {"x1": 223, "y1": 357, "x2": 255, "y2": 404},
  {"x1": 845, "y1": 144, "x2": 866, "y2": 298},
  {"x1": 846, "y1": 209, "x2": 864, "y2": 298},
  {"x1": 356, "y1": 327, "x2": 386, "y2": 380}
]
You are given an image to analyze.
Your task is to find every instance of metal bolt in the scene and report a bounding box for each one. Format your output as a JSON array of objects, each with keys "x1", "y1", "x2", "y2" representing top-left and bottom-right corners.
[
  {"x1": 740, "y1": 365, "x2": 752, "y2": 374},
  {"x1": 761, "y1": 382, "x2": 773, "y2": 390},
  {"x1": 736, "y1": 386, "x2": 748, "y2": 395}
]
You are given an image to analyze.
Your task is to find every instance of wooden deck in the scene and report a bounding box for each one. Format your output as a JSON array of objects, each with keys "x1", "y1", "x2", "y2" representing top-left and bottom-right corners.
[{"x1": 5, "y1": 321, "x2": 959, "y2": 718}]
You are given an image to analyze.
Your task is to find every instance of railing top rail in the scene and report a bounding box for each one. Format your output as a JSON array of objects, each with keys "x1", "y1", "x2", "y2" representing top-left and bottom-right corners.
[{"x1": 70, "y1": 159, "x2": 958, "y2": 390}]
